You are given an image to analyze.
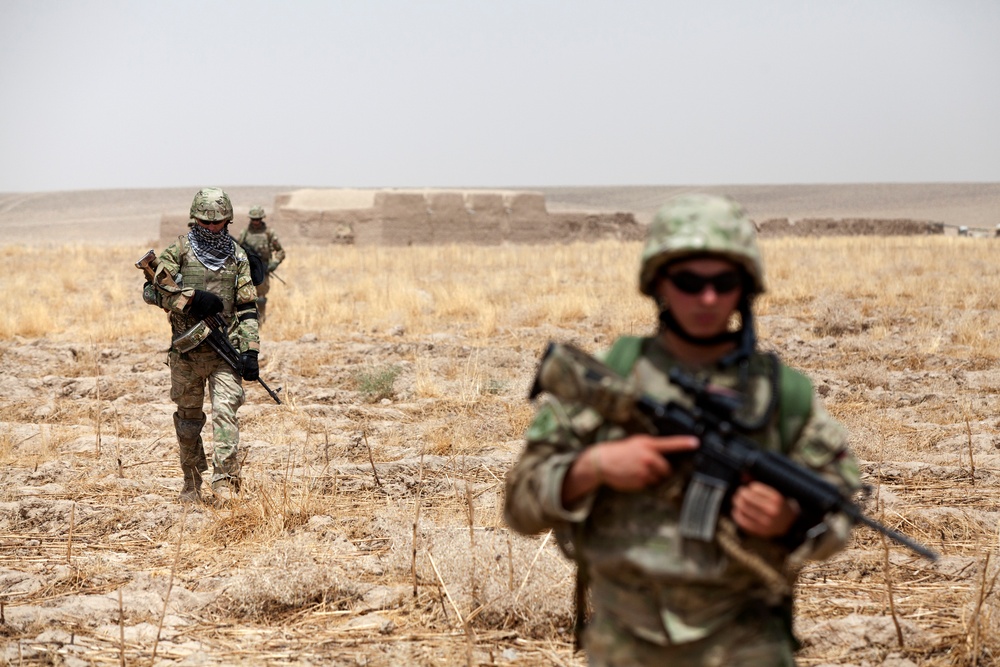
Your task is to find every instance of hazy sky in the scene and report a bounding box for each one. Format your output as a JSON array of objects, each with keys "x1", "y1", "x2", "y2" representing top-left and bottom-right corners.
[{"x1": 1, "y1": 0, "x2": 998, "y2": 192}]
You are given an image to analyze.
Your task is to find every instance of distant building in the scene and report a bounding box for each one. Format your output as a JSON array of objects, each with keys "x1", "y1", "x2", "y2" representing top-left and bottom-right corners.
[{"x1": 161, "y1": 188, "x2": 643, "y2": 247}]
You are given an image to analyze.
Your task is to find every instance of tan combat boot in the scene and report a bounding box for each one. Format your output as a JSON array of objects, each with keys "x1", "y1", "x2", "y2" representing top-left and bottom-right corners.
[
  {"x1": 179, "y1": 466, "x2": 203, "y2": 503},
  {"x1": 211, "y1": 470, "x2": 241, "y2": 504}
]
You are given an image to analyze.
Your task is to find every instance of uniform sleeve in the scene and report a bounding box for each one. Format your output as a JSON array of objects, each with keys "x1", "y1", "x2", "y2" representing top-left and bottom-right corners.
[
  {"x1": 232, "y1": 257, "x2": 260, "y2": 352},
  {"x1": 269, "y1": 231, "x2": 286, "y2": 268},
  {"x1": 152, "y1": 242, "x2": 194, "y2": 314},
  {"x1": 504, "y1": 400, "x2": 599, "y2": 536},
  {"x1": 785, "y1": 397, "x2": 863, "y2": 563}
]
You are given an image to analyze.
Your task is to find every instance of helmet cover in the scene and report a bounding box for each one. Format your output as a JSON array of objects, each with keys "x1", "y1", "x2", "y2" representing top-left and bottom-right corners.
[
  {"x1": 639, "y1": 194, "x2": 765, "y2": 296},
  {"x1": 190, "y1": 187, "x2": 234, "y2": 223}
]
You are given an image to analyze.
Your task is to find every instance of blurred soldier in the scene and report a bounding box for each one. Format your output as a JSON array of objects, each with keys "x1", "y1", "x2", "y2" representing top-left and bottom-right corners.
[
  {"x1": 237, "y1": 205, "x2": 286, "y2": 325},
  {"x1": 148, "y1": 187, "x2": 260, "y2": 503},
  {"x1": 504, "y1": 194, "x2": 861, "y2": 665}
]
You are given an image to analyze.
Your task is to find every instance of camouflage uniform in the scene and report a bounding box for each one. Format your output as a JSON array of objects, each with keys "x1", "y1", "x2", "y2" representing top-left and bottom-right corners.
[
  {"x1": 503, "y1": 194, "x2": 862, "y2": 666},
  {"x1": 151, "y1": 188, "x2": 260, "y2": 501},
  {"x1": 237, "y1": 206, "x2": 285, "y2": 325}
]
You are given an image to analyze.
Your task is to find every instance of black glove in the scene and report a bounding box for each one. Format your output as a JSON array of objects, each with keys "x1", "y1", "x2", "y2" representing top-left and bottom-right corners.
[
  {"x1": 240, "y1": 350, "x2": 259, "y2": 381},
  {"x1": 188, "y1": 290, "x2": 224, "y2": 319}
]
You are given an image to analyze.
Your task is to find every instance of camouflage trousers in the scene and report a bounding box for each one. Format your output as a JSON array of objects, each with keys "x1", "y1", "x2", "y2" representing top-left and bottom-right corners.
[
  {"x1": 168, "y1": 347, "x2": 245, "y2": 484},
  {"x1": 583, "y1": 607, "x2": 796, "y2": 667}
]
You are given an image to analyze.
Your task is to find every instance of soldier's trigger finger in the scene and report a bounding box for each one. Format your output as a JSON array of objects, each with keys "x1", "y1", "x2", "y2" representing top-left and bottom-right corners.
[{"x1": 651, "y1": 435, "x2": 700, "y2": 455}]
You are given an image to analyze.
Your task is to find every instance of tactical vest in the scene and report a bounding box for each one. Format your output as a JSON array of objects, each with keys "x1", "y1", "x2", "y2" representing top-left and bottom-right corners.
[
  {"x1": 562, "y1": 335, "x2": 814, "y2": 648},
  {"x1": 603, "y1": 336, "x2": 812, "y2": 453},
  {"x1": 168, "y1": 235, "x2": 242, "y2": 338},
  {"x1": 238, "y1": 227, "x2": 273, "y2": 264}
]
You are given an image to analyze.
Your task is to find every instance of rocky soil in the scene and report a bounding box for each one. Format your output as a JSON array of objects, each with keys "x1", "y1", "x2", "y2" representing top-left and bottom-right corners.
[{"x1": 2, "y1": 185, "x2": 999, "y2": 665}]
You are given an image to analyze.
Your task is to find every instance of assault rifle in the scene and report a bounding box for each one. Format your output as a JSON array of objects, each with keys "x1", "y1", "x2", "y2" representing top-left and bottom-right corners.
[
  {"x1": 529, "y1": 341, "x2": 938, "y2": 561},
  {"x1": 136, "y1": 250, "x2": 283, "y2": 405}
]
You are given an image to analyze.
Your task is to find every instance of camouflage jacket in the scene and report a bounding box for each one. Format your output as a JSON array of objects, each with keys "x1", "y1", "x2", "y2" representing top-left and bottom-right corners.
[
  {"x1": 238, "y1": 224, "x2": 285, "y2": 270},
  {"x1": 503, "y1": 335, "x2": 861, "y2": 645},
  {"x1": 152, "y1": 234, "x2": 260, "y2": 354}
]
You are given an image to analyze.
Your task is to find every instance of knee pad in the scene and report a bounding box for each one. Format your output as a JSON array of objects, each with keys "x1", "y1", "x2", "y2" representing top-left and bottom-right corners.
[{"x1": 173, "y1": 411, "x2": 206, "y2": 442}]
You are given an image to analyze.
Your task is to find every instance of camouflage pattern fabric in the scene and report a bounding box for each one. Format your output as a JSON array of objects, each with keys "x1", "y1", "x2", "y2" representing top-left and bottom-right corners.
[
  {"x1": 151, "y1": 234, "x2": 259, "y2": 487},
  {"x1": 154, "y1": 235, "x2": 260, "y2": 353},
  {"x1": 170, "y1": 346, "x2": 245, "y2": 482},
  {"x1": 639, "y1": 194, "x2": 765, "y2": 295},
  {"x1": 584, "y1": 606, "x2": 795, "y2": 667},
  {"x1": 190, "y1": 187, "x2": 234, "y2": 222},
  {"x1": 504, "y1": 336, "x2": 861, "y2": 663},
  {"x1": 238, "y1": 221, "x2": 286, "y2": 321}
]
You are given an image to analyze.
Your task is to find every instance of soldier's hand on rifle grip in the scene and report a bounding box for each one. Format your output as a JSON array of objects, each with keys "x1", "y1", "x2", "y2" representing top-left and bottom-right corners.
[
  {"x1": 142, "y1": 281, "x2": 159, "y2": 306},
  {"x1": 188, "y1": 290, "x2": 224, "y2": 319},
  {"x1": 731, "y1": 481, "x2": 801, "y2": 538},
  {"x1": 240, "y1": 350, "x2": 259, "y2": 381},
  {"x1": 562, "y1": 435, "x2": 699, "y2": 506}
]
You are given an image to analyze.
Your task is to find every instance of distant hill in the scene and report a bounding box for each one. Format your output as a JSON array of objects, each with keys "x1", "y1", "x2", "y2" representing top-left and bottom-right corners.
[
  {"x1": 535, "y1": 183, "x2": 1000, "y2": 229},
  {"x1": 1, "y1": 183, "x2": 997, "y2": 245}
]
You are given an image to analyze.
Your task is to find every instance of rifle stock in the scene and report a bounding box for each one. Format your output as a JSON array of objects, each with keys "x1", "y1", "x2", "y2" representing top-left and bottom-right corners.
[{"x1": 531, "y1": 341, "x2": 938, "y2": 562}]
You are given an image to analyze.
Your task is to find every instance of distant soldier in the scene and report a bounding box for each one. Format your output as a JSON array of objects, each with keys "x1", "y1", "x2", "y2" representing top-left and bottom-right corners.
[
  {"x1": 146, "y1": 187, "x2": 260, "y2": 503},
  {"x1": 237, "y1": 206, "x2": 286, "y2": 325}
]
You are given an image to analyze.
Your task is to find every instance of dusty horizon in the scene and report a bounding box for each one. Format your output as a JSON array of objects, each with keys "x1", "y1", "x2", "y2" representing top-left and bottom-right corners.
[{"x1": 2, "y1": 182, "x2": 999, "y2": 246}]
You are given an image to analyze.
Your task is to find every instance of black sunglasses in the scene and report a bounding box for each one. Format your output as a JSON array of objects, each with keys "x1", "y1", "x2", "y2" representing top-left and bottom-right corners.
[{"x1": 664, "y1": 270, "x2": 743, "y2": 295}]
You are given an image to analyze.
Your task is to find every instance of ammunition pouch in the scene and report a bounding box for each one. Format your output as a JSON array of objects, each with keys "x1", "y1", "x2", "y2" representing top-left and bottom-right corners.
[{"x1": 172, "y1": 320, "x2": 212, "y2": 353}]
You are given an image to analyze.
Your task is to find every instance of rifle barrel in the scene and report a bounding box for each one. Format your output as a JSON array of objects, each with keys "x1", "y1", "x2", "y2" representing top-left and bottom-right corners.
[{"x1": 846, "y1": 507, "x2": 939, "y2": 561}]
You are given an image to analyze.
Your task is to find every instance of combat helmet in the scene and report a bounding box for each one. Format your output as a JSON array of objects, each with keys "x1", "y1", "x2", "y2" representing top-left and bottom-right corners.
[
  {"x1": 639, "y1": 194, "x2": 764, "y2": 296},
  {"x1": 190, "y1": 187, "x2": 234, "y2": 223},
  {"x1": 248, "y1": 205, "x2": 266, "y2": 220}
]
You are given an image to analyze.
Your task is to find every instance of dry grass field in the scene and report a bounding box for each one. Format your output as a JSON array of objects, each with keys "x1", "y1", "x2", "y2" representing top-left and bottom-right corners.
[{"x1": 2, "y1": 210, "x2": 1000, "y2": 664}]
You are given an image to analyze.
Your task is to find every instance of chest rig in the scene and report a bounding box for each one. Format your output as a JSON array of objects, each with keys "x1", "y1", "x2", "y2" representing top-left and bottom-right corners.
[{"x1": 168, "y1": 235, "x2": 240, "y2": 339}]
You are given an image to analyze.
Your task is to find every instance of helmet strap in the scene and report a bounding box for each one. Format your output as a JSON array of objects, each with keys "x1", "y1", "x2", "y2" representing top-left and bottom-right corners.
[
  {"x1": 718, "y1": 297, "x2": 756, "y2": 369},
  {"x1": 657, "y1": 295, "x2": 756, "y2": 361},
  {"x1": 657, "y1": 307, "x2": 741, "y2": 347}
]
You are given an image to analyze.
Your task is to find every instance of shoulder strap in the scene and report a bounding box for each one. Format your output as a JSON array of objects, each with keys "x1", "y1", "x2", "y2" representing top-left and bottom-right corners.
[
  {"x1": 603, "y1": 335, "x2": 647, "y2": 376},
  {"x1": 778, "y1": 363, "x2": 813, "y2": 452}
]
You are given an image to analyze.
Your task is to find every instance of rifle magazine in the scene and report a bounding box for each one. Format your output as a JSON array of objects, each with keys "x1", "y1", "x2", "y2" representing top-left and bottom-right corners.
[{"x1": 679, "y1": 473, "x2": 728, "y2": 542}]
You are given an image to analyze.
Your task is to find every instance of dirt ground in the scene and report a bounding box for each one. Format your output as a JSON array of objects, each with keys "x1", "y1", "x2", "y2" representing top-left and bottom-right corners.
[{"x1": 2, "y1": 185, "x2": 1000, "y2": 666}]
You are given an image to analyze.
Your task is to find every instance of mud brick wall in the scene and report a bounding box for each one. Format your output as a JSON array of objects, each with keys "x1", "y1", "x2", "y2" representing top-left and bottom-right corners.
[{"x1": 756, "y1": 218, "x2": 945, "y2": 237}]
